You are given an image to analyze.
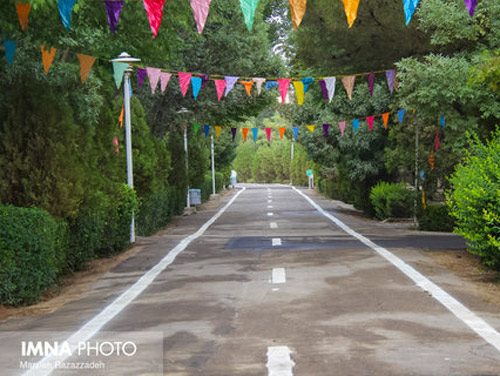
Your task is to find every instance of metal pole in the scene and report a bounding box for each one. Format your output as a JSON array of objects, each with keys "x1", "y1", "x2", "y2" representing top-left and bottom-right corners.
[
  {"x1": 414, "y1": 116, "x2": 419, "y2": 227},
  {"x1": 290, "y1": 139, "x2": 295, "y2": 185},
  {"x1": 184, "y1": 125, "x2": 190, "y2": 208},
  {"x1": 123, "y1": 70, "x2": 135, "y2": 243},
  {"x1": 211, "y1": 134, "x2": 216, "y2": 195}
]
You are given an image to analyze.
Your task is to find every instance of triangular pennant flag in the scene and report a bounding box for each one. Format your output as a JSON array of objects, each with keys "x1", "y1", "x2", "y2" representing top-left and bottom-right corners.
[
  {"x1": 366, "y1": 115, "x2": 375, "y2": 131},
  {"x1": 215, "y1": 125, "x2": 222, "y2": 139},
  {"x1": 160, "y1": 72, "x2": 172, "y2": 93},
  {"x1": 178, "y1": 72, "x2": 192, "y2": 97},
  {"x1": 58, "y1": 0, "x2": 76, "y2": 30},
  {"x1": 231, "y1": 127, "x2": 237, "y2": 141},
  {"x1": 204, "y1": 124, "x2": 211, "y2": 137},
  {"x1": 265, "y1": 80, "x2": 278, "y2": 90},
  {"x1": 338, "y1": 121, "x2": 346, "y2": 137},
  {"x1": 342, "y1": 0, "x2": 360, "y2": 28},
  {"x1": 143, "y1": 0, "x2": 166, "y2": 38},
  {"x1": 76, "y1": 54, "x2": 96, "y2": 83},
  {"x1": 434, "y1": 130, "x2": 440, "y2": 151},
  {"x1": 367, "y1": 73, "x2": 375, "y2": 96},
  {"x1": 265, "y1": 128, "x2": 272, "y2": 142},
  {"x1": 104, "y1": 0, "x2": 124, "y2": 33},
  {"x1": 293, "y1": 81, "x2": 305, "y2": 106},
  {"x1": 118, "y1": 105, "x2": 124, "y2": 128},
  {"x1": 306, "y1": 125, "x2": 316, "y2": 133},
  {"x1": 439, "y1": 115, "x2": 445, "y2": 128},
  {"x1": 200, "y1": 74, "x2": 209, "y2": 89},
  {"x1": 41, "y1": 45, "x2": 57, "y2": 75},
  {"x1": 214, "y1": 79, "x2": 226, "y2": 101},
  {"x1": 240, "y1": 0, "x2": 259, "y2": 31},
  {"x1": 16, "y1": 2, "x2": 31, "y2": 32},
  {"x1": 253, "y1": 78, "x2": 265, "y2": 94},
  {"x1": 190, "y1": 0, "x2": 212, "y2": 34},
  {"x1": 464, "y1": 0, "x2": 477, "y2": 16},
  {"x1": 278, "y1": 78, "x2": 291, "y2": 104},
  {"x1": 191, "y1": 76, "x2": 202, "y2": 100},
  {"x1": 137, "y1": 68, "x2": 147, "y2": 88},
  {"x1": 428, "y1": 150, "x2": 435, "y2": 170},
  {"x1": 381, "y1": 112, "x2": 390, "y2": 129},
  {"x1": 324, "y1": 77, "x2": 336, "y2": 103},
  {"x1": 146, "y1": 67, "x2": 162, "y2": 94},
  {"x1": 403, "y1": 0, "x2": 420, "y2": 25},
  {"x1": 112, "y1": 62, "x2": 128, "y2": 89},
  {"x1": 318, "y1": 80, "x2": 329, "y2": 101},
  {"x1": 225, "y1": 76, "x2": 239, "y2": 96},
  {"x1": 292, "y1": 127, "x2": 300, "y2": 140},
  {"x1": 352, "y1": 118, "x2": 360, "y2": 133},
  {"x1": 242, "y1": 127, "x2": 249, "y2": 142},
  {"x1": 341, "y1": 75, "x2": 356, "y2": 100},
  {"x1": 386, "y1": 69, "x2": 396, "y2": 94},
  {"x1": 397, "y1": 108, "x2": 406, "y2": 124},
  {"x1": 113, "y1": 135, "x2": 120, "y2": 154},
  {"x1": 193, "y1": 123, "x2": 201, "y2": 135},
  {"x1": 302, "y1": 77, "x2": 314, "y2": 92},
  {"x1": 241, "y1": 81, "x2": 254, "y2": 96},
  {"x1": 322, "y1": 123, "x2": 330, "y2": 138},
  {"x1": 289, "y1": 0, "x2": 307, "y2": 30},
  {"x1": 4, "y1": 40, "x2": 16, "y2": 65},
  {"x1": 251, "y1": 127, "x2": 258, "y2": 142},
  {"x1": 279, "y1": 127, "x2": 286, "y2": 139}
]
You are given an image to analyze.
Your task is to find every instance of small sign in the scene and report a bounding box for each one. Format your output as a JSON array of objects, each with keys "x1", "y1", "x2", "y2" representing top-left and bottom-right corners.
[{"x1": 306, "y1": 169, "x2": 313, "y2": 177}]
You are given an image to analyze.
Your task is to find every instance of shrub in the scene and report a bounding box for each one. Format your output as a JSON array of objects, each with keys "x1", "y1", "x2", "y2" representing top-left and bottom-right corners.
[
  {"x1": 447, "y1": 131, "x2": 500, "y2": 269},
  {"x1": 418, "y1": 204, "x2": 455, "y2": 232},
  {"x1": 0, "y1": 205, "x2": 68, "y2": 305},
  {"x1": 201, "y1": 172, "x2": 225, "y2": 202},
  {"x1": 136, "y1": 188, "x2": 173, "y2": 236},
  {"x1": 370, "y1": 182, "x2": 415, "y2": 220}
]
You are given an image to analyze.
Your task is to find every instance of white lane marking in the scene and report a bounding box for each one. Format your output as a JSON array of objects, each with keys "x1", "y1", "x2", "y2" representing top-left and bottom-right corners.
[
  {"x1": 292, "y1": 186, "x2": 500, "y2": 353},
  {"x1": 270, "y1": 222, "x2": 278, "y2": 229},
  {"x1": 267, "y1": 346, "x2": 295, "y2": 376},
  {"x1": 268, "y1": 205, "x2": 273, "y2": 209},
  {"x1": 272, "y1": 288, "x2": 280, "y2": 292},
  {"x1": 272, "y1": 238, "x2": 282, "y2": 246},
  {"x1": 272, "y1": 268, "x2": 286, "y2": 284},
  {"x1": 267, "y1": 212, "x2": 274, "y2": 216},
  {"x1": 24, "y1": 189, "x2": 247, "y2": 376},
  {"x1": 268, "y1": 199, "x2": 272, "y2": 203}
]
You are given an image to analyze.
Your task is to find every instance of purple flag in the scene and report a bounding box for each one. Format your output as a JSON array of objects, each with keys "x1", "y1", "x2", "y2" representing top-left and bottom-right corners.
[
  {"x1": 137, "y1": 68, "x2": 147, "y2": 88},
  {"x1": 322, "y1": 123, "x2": 330, "y2": 138},
  {"x1": 231, "y1": 127, "x2": 237, "y2": 141},
  {"x1": 104, "y1": 1, "x2": 124, "y2": 33},
  {"x1": 464, "y1": 0, "x2": 477, "y2": 16},
  {"x1": 201, "y1": 74, "x2": 210, "y2": 89},
  {"x1": 367, "y1": 73, "x2": 375, "y2": 96},
  {"x1": 318, "y1": 80, "x2": 329, "y2": 101},
  {"x1": 386, "y1": 69, "x2": 396, "y2": 94},
  {"x1": 224, "y1": 76, "x2": 239, "y2": 96}
]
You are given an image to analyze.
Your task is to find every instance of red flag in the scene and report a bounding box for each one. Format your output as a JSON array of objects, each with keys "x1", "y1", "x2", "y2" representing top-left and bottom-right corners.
[
  {"x1": 143, "y1": 0, "x2": 165, "y2": 38},
  {"x1": 178, "y1": 72, "x2": 192, "y2": 97},
  {"x1": 366, "y1": 115, "x2": 375, "y2": 131},
  {"x1": 265, "y1": 128, "x2": 272, "y2": 142},
  {"x1": 434, "y1": 130, "x2": 440, "y2": 151}
]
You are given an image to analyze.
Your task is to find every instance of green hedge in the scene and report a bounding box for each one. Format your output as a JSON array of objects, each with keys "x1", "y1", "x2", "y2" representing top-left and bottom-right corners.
[
  {"x1": 201, "y1": 172, "x2": 224, "y2": 202},
  {"x1": 370, "y1": 182, "x2": 415, "y2": 220},
  {"x1": 137, "y1": 188, "x2": 174, "y2": 237},
  {"x1": 0, "y1": 205, "x2": 68, "y2": 305},
  {"x1": 418, "y1": 204, "x2": 455, "y2": 232}
]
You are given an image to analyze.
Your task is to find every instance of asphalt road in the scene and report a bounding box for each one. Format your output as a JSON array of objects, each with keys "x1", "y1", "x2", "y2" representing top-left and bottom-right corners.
[{"x1": 1, "y1": 184, "x2": 499, "y2": 375}]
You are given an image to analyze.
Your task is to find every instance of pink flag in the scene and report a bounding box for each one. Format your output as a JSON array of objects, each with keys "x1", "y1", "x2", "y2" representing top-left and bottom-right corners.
[
  {"x1": 143, "y1": 0, "x2": 165, "y2": 38},
  {"x1": 214, "y1": 79, "x2": 226, "y2": 101},
  {"x1": 434, "y1": 130, "x2": 440, "y2": 151},
  {"x1": 190, "y1": 0, "x2": 211, "y2": 33},
  {"x1": 160, "y1": 72, "x2": 172, "y2": 93},
  {"x1": 146, "y1": 67, "x2": 162, "y2": 94},
  {"x1": 265, "y1": 127, "x2": 272, "y2": 142},
  {"x1": 278, "y1": 78, "x2": 291, "y2": 104},
  {"x1": 366, "y1": 115, "x2": 375, "y2": 131},
  {"x1": 338, "y1": 121, "x2": 346, "y2": 137},
  {"x1": 178, "y1": 72, "x2": 192, "y2": 97}
]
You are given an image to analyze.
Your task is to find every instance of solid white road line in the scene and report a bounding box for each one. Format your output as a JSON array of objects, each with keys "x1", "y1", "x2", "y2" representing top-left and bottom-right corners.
[
  {"x1": 24, "y1": 188, "x2": 247, "y2": 376},
  {"x1": 268, "y1": 212, "x2": 274, "y2": 216},
  {"x1": 272, "y1": 238, "x2": 282, "y2": 246},
  {"x1": 270, "y1": 222, "x2": 278, "y2": 229},
  {"x1": 272, "y1": 268, "x2": 286, "y2": 284},
  {"x1": 267, "y1": 346, "x2": 295, "y2": 376},
  {"x1": 292, "y1": 186, "x2": 500, "y2": 353}
]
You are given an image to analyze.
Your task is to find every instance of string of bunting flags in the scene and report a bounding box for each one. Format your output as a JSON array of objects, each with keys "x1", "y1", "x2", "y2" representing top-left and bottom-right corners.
[{"x1": 8, "y1": 0, "x2": 479, "y2": 38}]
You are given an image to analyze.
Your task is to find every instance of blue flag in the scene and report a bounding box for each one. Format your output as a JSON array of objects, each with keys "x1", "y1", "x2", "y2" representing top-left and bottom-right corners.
[
  {"x1": 251, "y1": 127, "x2": 258, "y2": 141},
  {"x1": 58, "y1": 0, "x2": 77, "y2": 29},
  {"x1": 398, "y1": 108, "x2": 406, "y2": 124},
  {"x1": 292, "y1": 127, "x2": 300, "y2": 140},
  {"x1": 352, "y1": 119, "x2": 360, "y2": 133},
  {"x1": 204, "y1": 124, "x2": 211, "y2": 137},
  {"x1": 265, "y1": 81, "x2": 278, "y2": 90},
  {"x1": 439, "y1": 115, "x2": 445, "y2": 128},
  {"x1": 403, "y1": 0, "x2": 420, "y2": 25},
  {"x1": 3, "y1": 40, "x2": 16, "y2": 65},
  {"x1": 191, "y1": 77, "x2": 202, "y2": 100},
  {"x1": 301, "y1": 77, "x2": 314, "y2": 93}
]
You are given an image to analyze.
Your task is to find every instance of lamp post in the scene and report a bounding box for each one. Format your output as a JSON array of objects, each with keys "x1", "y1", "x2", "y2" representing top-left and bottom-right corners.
[
  {"x1": 111, "y1": 52, "x2": 140, "y2": 243},
  {"x1": 177, "y1": 107, "x2": 192, "y2": 209},
  {"x1": 211, "y1": 134, "x2": 216, "y2": 195}
]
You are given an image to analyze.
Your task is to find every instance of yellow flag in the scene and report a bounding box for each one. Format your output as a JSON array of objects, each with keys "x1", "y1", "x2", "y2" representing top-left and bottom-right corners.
[
  {"x1": 215, "y1": 125, "x2": 222, "y2": 139},
  {"x1": 342, "y1": 0, "x2": 360, "y2": 28},
  {"x1": 293, "y1": 81, "x2": 305, "y2": 106},
  {"x1": 306, "y1": 125, "x2": 316, "y2": 133},
  {"x1": 289, "y1": 0, "x2": 307, "y2": 30},
  {"x1": 41, "y1": 45, "x2": 57, "y2": 75}
]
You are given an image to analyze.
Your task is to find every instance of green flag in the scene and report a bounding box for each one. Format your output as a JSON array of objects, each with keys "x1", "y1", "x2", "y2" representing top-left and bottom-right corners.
[
  {"x1": 240, "y1": 0, "x2": 259, "y2": 31},
  {"x1": 112, "y1": 62, "x2": 128, "y2": 89},
  {"x1": 192, "y1": 123, "x2": 201, "y2": 135}
]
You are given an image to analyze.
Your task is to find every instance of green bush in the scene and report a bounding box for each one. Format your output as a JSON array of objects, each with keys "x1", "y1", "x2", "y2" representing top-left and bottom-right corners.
[
  {"x1": 0, "y1": 205, "x2": 68, "y2": 306},
  {"x1": 137, "y1": 188, "x2": 174, "y2": 236},
  {"x1": 370, "y1": 182, "x2": 415, "y2": 220},
  {"x1": 447, "y1": 131, "x2": 500, "y2": 269},
  {"x1": 418, "y1": 204, "x2": 455, "y2": 232},
  {"x1": 201, "y1": 172, "x2": 225, "y2": 202}
]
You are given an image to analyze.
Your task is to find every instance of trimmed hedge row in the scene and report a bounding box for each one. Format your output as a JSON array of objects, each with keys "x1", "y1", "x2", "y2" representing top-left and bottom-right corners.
[{"x1": 370, "y1": 182, "x2": 415, "y2": 220}]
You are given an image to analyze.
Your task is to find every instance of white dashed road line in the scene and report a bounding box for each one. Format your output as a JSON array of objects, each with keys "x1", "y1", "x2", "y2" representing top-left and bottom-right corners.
[
  {"x1": 267, "y1": 346, "x2": 295, "y2": 376},
  {"x1": 271, "y1": 268, "x2": 286, "y2": 284},
  {"x1": 267, "y1": 212, "x2": 274, "y2": 217},
  {"x1": 272, "y1": 238, "x2": 282, "y2": 246},
  {"x1": 270, "y1": 222, "x2": 278, "y2": 229},
  {"x1": 268, "y1": 205, "x2": 273, "y2": 209}
]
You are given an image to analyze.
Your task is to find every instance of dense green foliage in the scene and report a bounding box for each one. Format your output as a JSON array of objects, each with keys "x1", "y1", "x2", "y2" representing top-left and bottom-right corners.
[
  {"x1": 0, "y1": 205, "x2": 68, "y2": 305},
  {"x1": 418, "y1": 204, "x2": 455, "y2": 232},
  {"x1": 370, "y1": 182, "x2": 416, "y2": 220},
  {"x1": 446, "y1": 132, "x2": 500, "y2": 269}
]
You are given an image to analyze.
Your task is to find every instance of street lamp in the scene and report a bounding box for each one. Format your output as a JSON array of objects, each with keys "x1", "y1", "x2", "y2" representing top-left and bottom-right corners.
[
  {"x1": 111, "y1": 52, "x2": 141, "y2": 243},
  {"x1": 176, "y1": 107, "x2": 192, "y2": 210}
]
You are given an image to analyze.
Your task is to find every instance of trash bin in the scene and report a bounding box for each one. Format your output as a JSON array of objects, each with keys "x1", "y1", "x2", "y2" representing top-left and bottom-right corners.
[{"x1": 189, "y1": 189, "x2": 201, "y2": 206}]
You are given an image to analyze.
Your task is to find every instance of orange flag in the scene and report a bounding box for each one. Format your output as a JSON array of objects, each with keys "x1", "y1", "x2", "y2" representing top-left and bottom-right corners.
[
  {"x1": 118, "y1": 105, "x2": 124, "y2": 128},
  {"x1": 16, "y1": 2, "x2": 31, "y2": 32},
  {"x1": 41, "y1": 45, "x2": 57, "y2": 75},
  {"x1": 381, "y1": 112, "x2": 390, "y2": 129},
  {"x1": 242, "y1": 127, "x2": 249, "y2": 142},
  {"x1": 76, "y1": 53, "x2": 96, "y2": 83},
  {"x1": 341, "y1": 75, "x2": 356, "y2": 100},
  {"x1": 279, "y1": 127, "x2": 286, "y2": 139},
  {"x1": 342, "y1": 0, "x2": 360, "y2": 28},
  {"x1": 289, "y1": 0, "x2": 307, "y2": 30},
  {"x1": 241, "y1": 81, "x2": 254, "y2": 96}
]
